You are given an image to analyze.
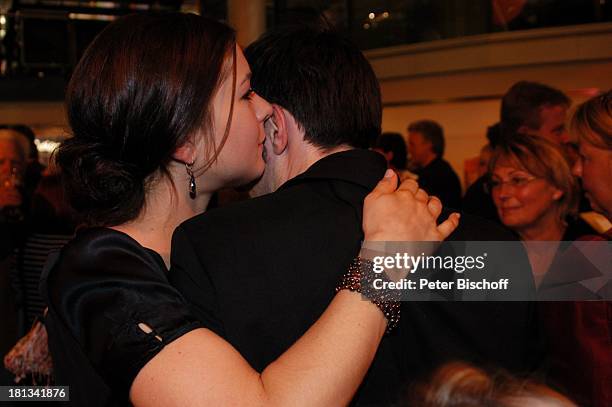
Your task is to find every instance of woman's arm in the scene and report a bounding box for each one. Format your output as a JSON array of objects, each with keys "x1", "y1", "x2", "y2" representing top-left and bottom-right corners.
[{"x1": 130, "y1": 171, "x2": 459, "y2": 407}]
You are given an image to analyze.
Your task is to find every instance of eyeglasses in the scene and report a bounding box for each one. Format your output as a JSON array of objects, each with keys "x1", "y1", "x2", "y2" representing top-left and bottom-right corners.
[{"x1": 485, "y1": 175, "x2": 540, "y2": 193}]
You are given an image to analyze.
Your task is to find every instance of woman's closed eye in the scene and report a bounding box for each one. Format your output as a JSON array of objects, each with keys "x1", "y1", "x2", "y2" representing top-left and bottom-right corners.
[{"x1": 242, "y1": 88, "x2": 255, "y2": 100}]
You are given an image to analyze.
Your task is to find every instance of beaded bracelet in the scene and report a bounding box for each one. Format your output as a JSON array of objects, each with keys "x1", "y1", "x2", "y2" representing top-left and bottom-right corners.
[{"x1": 335, "y1": 257, "x2": 401, "y2": 333}]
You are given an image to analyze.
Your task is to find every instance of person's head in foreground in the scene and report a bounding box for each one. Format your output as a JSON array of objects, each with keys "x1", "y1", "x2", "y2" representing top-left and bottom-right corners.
[
  {"x1": 570, "y1": 90, "x2": 612, "y2": 222},
  {"x1": 488, "y1": 135, "x2": 579, "y2": 241},
  {"x1": 244, "y1": 22, "x2": 381, "y2": 195},
  {"x1": 406, "y1": 361, "x2": 576, "y2": 407},
  {"x1": 56, "y1": 12, "x2": 272, "y2": 227}
]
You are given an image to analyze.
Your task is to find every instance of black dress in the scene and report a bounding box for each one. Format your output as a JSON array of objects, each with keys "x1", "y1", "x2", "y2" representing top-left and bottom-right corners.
[{"x1": 41, "y1": 228, "x2": 202, "y2": 406}]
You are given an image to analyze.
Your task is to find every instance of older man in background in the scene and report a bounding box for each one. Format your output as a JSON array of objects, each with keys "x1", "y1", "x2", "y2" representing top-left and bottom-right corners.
[{"x1": 407, "y1": 119, "x2": 462, "y2": 209}]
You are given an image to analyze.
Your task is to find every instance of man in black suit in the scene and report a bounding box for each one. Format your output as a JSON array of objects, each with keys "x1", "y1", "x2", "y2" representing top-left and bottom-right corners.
[{"x1": 170, "y1": 25, "x2": 539, "y2": 406}]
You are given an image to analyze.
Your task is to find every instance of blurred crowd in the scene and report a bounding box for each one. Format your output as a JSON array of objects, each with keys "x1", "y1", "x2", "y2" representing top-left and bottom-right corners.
[
  {"x1": 0, "y1": 124, "x2": 78, "y2": 388},
  {"x1": 372, "y1": 82, "x2": 611, "y2": 406}
]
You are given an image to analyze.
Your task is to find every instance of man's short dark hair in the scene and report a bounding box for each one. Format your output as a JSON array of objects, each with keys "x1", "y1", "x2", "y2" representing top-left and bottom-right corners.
[
  {"x1": 500, "y1": 81, "x2": 570, "y2": 136},
  {"x1": 408, "y1": 120, "x2": 445, "y2": 157},
  {"x1": 245, "y1": 24, "x2": 381, "y2": 149},
  {"x1": 486, "y1": 122, "x2": 501, "y2": 148}
]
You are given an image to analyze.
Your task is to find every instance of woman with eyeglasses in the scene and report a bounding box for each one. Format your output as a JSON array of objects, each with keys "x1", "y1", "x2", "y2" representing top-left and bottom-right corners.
[
  {"x1": 487, "y1": 134, "x2": 583, "y2": 285},
  {"x1": 488, "y1": 132, "x2": 611, "y2": 407}
]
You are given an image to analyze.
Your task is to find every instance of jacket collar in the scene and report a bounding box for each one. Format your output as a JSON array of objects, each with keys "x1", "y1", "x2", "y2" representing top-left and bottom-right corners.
[{"x1": 278, "y1": 149, "x2": 387, "y2": 191}]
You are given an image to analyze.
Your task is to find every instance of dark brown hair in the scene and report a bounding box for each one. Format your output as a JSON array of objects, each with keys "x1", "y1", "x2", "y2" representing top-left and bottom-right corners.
[
  {"x1": 56, "y1": 12, "x2": 236, "y2": 226},
  {"x1": 501, "y1": 81, "x2": 571, "y2": 137},
  {"x1": 374, "y1": 132, "x2": 408, "y2": 169},
  {"x1": 245, "y1": 23, "x2": 381, "y2": 149}
]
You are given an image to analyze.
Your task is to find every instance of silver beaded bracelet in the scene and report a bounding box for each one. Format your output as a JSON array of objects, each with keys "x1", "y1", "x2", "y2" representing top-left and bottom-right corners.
[{"x1": 336, "y1": 257, "x2": 401, "y2": 333}]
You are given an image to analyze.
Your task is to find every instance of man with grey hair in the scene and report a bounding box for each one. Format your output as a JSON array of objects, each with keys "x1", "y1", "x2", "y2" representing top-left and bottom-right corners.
[{"x1": 407, "y1": 119, "x2": 462, "y2": 209}]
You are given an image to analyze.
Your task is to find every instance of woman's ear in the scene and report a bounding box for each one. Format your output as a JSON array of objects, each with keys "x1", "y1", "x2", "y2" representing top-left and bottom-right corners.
[
  {"x1": 270, "y1": 104, "x2": 288, "y2": 155},
  {"x1": 172, "y1": 137, "x2": 196, "y2": 164}
]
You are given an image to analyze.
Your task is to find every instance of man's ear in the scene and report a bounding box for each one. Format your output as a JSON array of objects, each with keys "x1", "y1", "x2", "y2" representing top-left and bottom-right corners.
[{"x1": 270, "y1": 104, "x2": 289, "y2": 155}]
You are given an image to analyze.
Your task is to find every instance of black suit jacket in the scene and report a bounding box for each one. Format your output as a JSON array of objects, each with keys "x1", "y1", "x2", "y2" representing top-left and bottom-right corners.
[
  {"x1": 170, "y1": 149, "x2": 539, "y2": 406},
  {"x1": 415, "y1": 157, "x2": 462, "y2": 210}
]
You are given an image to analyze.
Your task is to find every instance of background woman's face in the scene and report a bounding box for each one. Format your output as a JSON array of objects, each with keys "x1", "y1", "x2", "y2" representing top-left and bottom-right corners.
[
  {"x1": 199, "y1": 46, "x2": 272, "y2": 192},
  {"x1": 491, "y1": 159, "x2": 563, "y2": 231},
  {"x1": 573, "y1": 140, "x2": 612, "y2": 220}
]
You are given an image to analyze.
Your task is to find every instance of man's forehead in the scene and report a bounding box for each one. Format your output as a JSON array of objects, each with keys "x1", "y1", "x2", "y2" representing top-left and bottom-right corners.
[
  {"x1": 539, "y1": 104, "x2": 567, "y2": 120},
  {"x1": 408, "y1": 131, "x2": 424, "y2": 140}
]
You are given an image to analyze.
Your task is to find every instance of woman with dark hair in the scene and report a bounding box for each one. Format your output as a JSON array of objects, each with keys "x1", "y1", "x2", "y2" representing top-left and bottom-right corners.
[{"x1": 41, "y1": 13, "x2": 458, "y2": 407}]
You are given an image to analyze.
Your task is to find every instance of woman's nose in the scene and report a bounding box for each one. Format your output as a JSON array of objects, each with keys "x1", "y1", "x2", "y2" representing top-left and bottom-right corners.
[
  {"x1": 496, "y1": 182, "x2": 515, "y2": 200},
  {"x1": 254, "y1": 93, "x2": 273, "y2": 122}
]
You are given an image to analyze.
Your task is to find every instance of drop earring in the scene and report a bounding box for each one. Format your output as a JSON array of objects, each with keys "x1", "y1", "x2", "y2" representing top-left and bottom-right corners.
[{"x1": 186, "y1": 163, "x2": 196, "y2": 199}]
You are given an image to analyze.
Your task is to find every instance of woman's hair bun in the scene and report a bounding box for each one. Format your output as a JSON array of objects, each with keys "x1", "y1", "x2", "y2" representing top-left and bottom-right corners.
[
  {"x1": 58, "y1": 13, "x2": 236, "y2": 226},
  {"x1": 55, "y1": 137, "x2": 146, "y2": 226}
]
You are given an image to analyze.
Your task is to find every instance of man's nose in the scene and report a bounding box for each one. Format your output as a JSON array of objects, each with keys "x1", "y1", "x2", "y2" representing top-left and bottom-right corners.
[{"x1": 254, "y1": 93, "x2": 273, "y2": 122}]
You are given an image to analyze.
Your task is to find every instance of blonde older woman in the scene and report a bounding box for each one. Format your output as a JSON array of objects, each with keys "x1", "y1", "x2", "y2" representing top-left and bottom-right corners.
[
  {"x1": 489, "y1": 114, "x2": 611, "y2": 406},
  {"x1": 487, "y1": 135, "x2": 582, "y2": 284}
]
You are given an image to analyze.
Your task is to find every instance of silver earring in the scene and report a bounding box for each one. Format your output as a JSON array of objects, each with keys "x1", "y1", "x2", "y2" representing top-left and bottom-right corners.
[{"x1": 186, "y1": 163, "x2": 196, "y2": 199}]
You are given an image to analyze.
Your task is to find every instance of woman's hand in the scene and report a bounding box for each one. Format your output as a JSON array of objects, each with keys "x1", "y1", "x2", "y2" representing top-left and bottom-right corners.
[{"x1": 363, "y1": 169, "x2": 459, "y2": 242}]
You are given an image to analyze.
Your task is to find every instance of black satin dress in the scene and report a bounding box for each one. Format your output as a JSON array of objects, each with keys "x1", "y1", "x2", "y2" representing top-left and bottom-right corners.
[{"x1": 41, "y1": 228, "x2": 202, "y2": 406}]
